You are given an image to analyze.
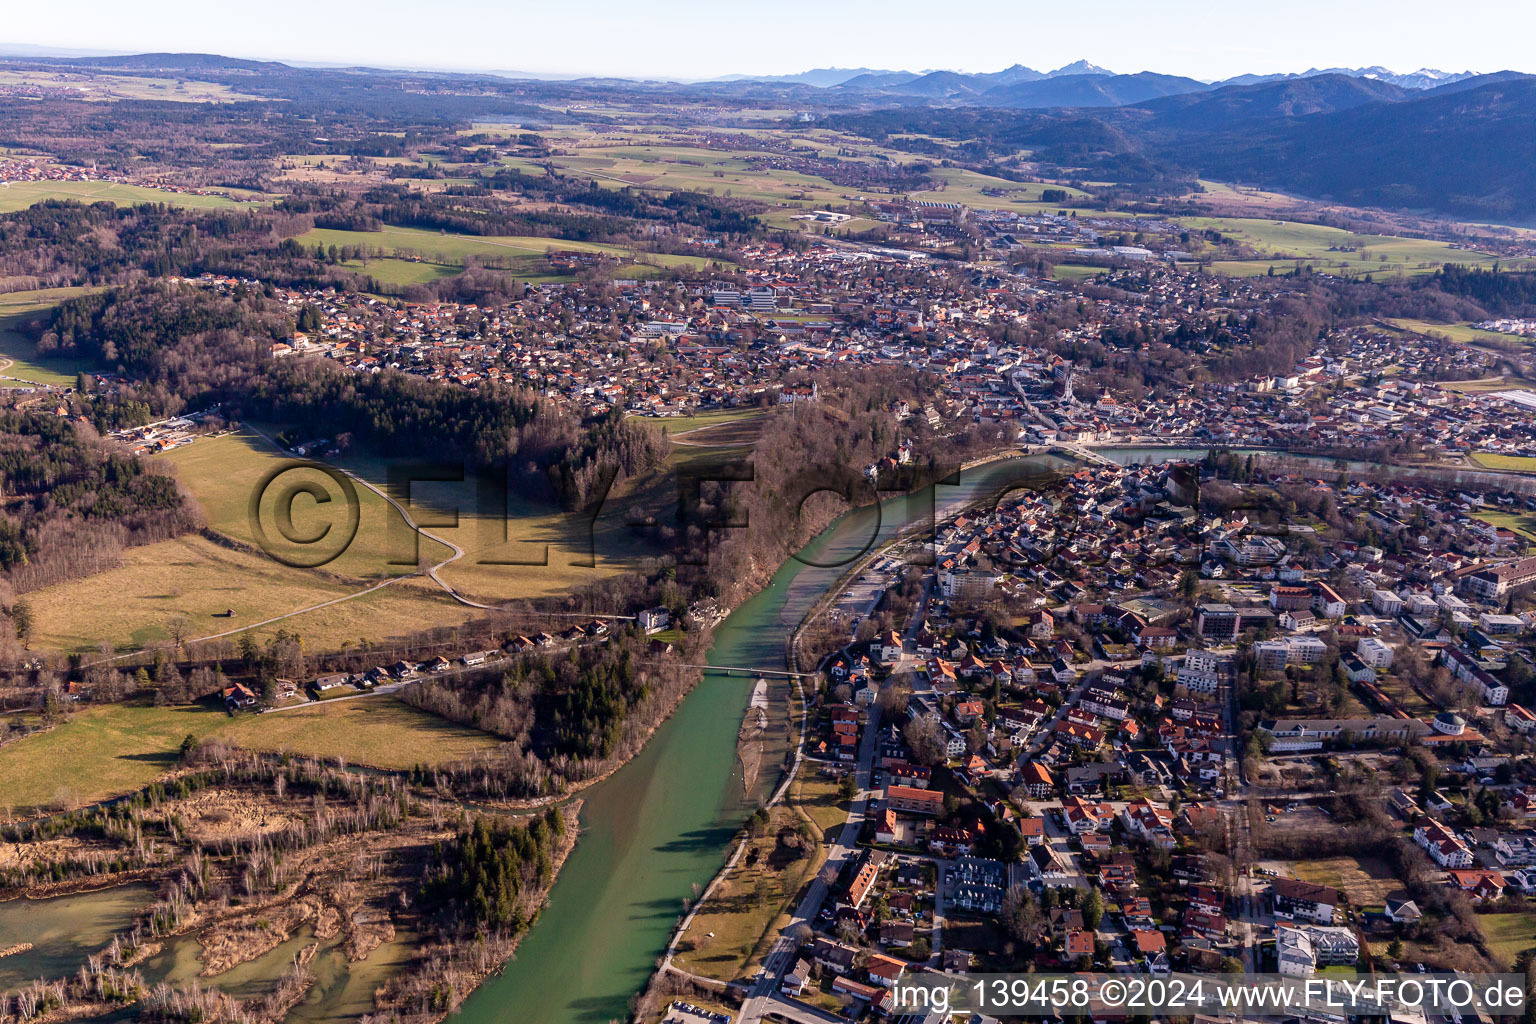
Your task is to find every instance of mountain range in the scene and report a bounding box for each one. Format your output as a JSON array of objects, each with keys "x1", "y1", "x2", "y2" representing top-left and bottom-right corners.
[
  {"x1": 1, "y1": 47, "x2": 1532, "y2": 221},
  {"x1": 735, "y1": 61, "x2": 1492, "y2": 110}
]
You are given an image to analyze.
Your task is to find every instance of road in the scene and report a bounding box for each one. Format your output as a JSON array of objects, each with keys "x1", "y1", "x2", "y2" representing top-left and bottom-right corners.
[
  {"x1": 739, "y1": 698, "x2": 883, "y2": 1020},
  {"x1": 739, "y1": 574, "x2": 941, "y2": 1021}
]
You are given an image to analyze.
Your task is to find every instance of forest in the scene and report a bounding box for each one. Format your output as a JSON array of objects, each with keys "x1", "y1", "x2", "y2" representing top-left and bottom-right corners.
[
  {"x1": 402, "y1": 626, "x2": 706, "y2": 799},
  {"x1": 0, "y1": 411, "x2": 199, "y2": 598},
  {"x1": 423, "y1": 811, "x2": 564, "y2": 932}
]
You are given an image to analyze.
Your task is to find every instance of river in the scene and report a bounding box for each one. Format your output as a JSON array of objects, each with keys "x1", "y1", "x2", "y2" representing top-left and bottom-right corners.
[
  {"x1": 454, "y1": 455, "x2": 1069, "y2": 1024},
  {"x1": 0, "y1": 456, "x2": 1072, "y2": 1024}
]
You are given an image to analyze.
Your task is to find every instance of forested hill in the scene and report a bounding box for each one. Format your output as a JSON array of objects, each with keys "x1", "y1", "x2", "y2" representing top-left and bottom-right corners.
[
  {"x1": 1171, "y1": 76, "x2": 1536, "y2": 221},
  {"x1": 824, "y1": 73, "x2": 1536, "y2": 221}
]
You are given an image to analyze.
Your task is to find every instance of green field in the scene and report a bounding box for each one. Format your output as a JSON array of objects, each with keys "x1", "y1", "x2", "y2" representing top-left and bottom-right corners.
[
  {"x1": 292, "y1": 225, "x2": 728, "y2": 278},
  {"x1": 27, "y1": 422, "x2": 671, "y2": 653},
  {"x1": 1051, "y1": 264, "x2": 1111, "y2": 282},
  {"x1": 1476, "y1": 508, "x2": 1536, "y2": 543},
  {"x1": 1471, "y1": 453, "x2": 1536, "y2": 473},
  {"x1": 1177, "y1": 217, "x2": 1527, "y2": 278},
  {"x1": 337, "y1": 257, "x2": 464, "y2": 287},
  {"x1": 1387, "y1": 318, "x2": 1534, "y2": 348},
  {"x1": 0, "y1": 697, "x2": 499, "y2": 814},
  {"x1": 0, "y1": 287, "x2": 105, "y2": 386},
  {"x1": 643, "y1": 407, "x2": 766, "y2": 434},
  {"x1": 1479, "y1": 911, "x2": 1536, "y2": 967},
  {"x1": 0, "y1": 180, "x2": 244, "y2": 214}
]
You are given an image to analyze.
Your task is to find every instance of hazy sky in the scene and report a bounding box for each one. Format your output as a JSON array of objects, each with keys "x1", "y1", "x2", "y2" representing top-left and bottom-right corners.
[{"x1": 5, "y1": 0, "x2": 1533, "y2": 80}]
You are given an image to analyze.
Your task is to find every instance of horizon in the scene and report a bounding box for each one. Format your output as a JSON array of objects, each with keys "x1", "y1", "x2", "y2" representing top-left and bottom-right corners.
[
  {"x1": 0, "y1": 46, "x2": 1506, "y2": 87},
  {"x1": 2, "y1": 0, "x2": 1533, "y2": 81}
]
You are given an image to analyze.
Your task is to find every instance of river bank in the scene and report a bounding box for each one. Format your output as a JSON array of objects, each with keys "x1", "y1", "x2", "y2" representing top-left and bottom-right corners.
[{"x1": 446, "y1": 453, "x2": 1077, "y2": 1024}]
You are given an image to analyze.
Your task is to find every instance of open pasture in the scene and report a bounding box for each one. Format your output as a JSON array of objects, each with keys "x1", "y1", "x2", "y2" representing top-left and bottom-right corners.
[{"x1": 0, "y1": 180, "x2": 243, "y2": 213}]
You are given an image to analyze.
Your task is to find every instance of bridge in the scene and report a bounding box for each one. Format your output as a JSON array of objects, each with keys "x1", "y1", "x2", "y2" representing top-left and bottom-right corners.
[
  {"x1": 681, "y1": 664, "x2": 814, "y2": 679},
  {"x1": 1049, "y1": 442, "x2": 1117, "y2": 466}
]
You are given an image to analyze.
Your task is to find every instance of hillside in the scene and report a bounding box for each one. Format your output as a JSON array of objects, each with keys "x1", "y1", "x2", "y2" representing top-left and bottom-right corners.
[{"x1": 1176, "y1": 77, "x2": 1536, "y2": 220}]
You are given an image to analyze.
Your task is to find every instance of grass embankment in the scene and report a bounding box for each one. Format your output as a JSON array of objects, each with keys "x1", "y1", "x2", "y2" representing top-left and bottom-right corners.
[{"x1": 672, "y1": 772, "x2": 850, "y2": 982}]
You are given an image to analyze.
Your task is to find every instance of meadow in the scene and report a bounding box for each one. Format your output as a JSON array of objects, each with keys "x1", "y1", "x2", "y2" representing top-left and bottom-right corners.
[
  {"x1": 1478, "y1": 911, "x2": 1536, "y2": 967},
  {"x1": 22, "y1": 531, "x2": 474, "y2": 654},
  {"x1": 1176, "y1": 216, "x2": 1529, "y2": 278},
  {"x1": 1475, "y1": 508, "x2": 1536, "y2": 543},
  {"x1": 0, "y1": 286, "x2": 105, "y2": 386},
  {"x1": 1470, "y1": 453, "x2": 1536, "y2": 473},
  {"x1": 24, "y1": 421, "x2": 683, "y2": 654},
  {"x1": 0, "y1": 697, "x2": 499, "y2": 814},
  {"x1": 337, "y1": 257, "x2": 464, "y2": 287},
  {"x1": 291, "y1": 225, "x2": 728, "y2": 279},
  {"x1": 673, "y1": 772, "x2": 845, "y2": 983},
  {"x1": 0, "y1": 70, "x2": 261, "y2": 103},
  {"x1": 0, "y1": 180, "x2": 244, "y2": 214},
  {"x1": 26, "y1": 428, "x2": 465, "y2": 653},
  {"x1": 1386, "y1": 318, "x2": 1533, "y2": 349}
]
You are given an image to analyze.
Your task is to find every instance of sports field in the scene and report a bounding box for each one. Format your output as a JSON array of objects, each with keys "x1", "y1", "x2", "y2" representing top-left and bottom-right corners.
[{"x1": 1052, "y1": 264, "x2": 1111, "y2": 282}]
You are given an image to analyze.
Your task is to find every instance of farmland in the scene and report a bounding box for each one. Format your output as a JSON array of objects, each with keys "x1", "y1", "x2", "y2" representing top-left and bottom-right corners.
[
  {"x1": 0, "y1": 69, "x2": 262, "y2": 103},
  {"x1": 0, "y1": 696, "x2": 499, "y2": 814}
]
